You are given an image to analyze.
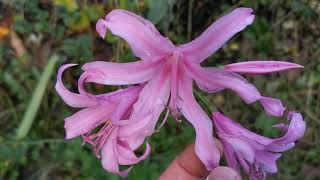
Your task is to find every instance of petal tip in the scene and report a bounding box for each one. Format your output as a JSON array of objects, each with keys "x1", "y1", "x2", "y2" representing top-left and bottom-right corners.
[
  {"x1": 96, "y1": 19, "x2": 108, "y2": 39},
  {"x1": 246, "y1": 15, "x2": 255, "y2": 25}
]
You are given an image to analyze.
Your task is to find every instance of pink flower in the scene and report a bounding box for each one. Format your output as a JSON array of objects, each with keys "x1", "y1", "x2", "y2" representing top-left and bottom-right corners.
[
  {"x1": 56, "y1": 7, "x2": 305, "y2": 177},
  {"x1": 84, "y1": 8, "x2": 302, "y2": 170},
  {"x1": 55, "y1": 64, "x2": 150, "y2": 177},
  {"x1": 212, "y1": 112, "x2": 306, "y2": 179}
]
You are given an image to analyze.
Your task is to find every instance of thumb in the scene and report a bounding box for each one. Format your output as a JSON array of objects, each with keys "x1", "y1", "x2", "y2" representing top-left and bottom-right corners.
[{"x1": 207, "y1": 166, "x2": 242, "y2": 180}]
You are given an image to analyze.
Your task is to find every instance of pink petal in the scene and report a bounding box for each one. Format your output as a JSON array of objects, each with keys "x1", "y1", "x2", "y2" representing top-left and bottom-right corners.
[
  {"x1": 96, "y1": 85, "x2": 144, "y2": 101},
  {"x1": 96, "y1": 19, "x2": 108, "y2": 39},
  {"x1": 194, "y1": 80, "x2": 225, "y2": 94},
  {"x1": 64, "y1": 104, "x2": 115, "y2": 139},
  {"x1": 82, "y1": 59, "x2": 163, "y2": 85},
  {"x1": 169, "y1": 52, "x2": 179, "y2": 112},
  {"x1": 185, "y1": 61, "x2": 261, "y2": 104},
  {"x1": 212, "y1": 112, "x2": 274, "y2": 145},
  {"x1": 186, "y1": 62, "x2": 286, "y2": 116},
  {"x1": 220, "y1": 139, "x2": 240, "y2": 172},
  {"x1": 213, "y1": 112, "x2": 305, "y2": 152},
  {"x1": 101, "y1": 130, "x2": 132, "y2": 177},
  {"x1": 103, "y1": 86, "x2": 143, "y2": 122},
  {"x1": 225, "y1": 61, "x2": 303, "y2": 74},
  {"x1": 267, "y1": 112, "x2": 306, "y2": 152},
  {"x1": 118, "y1": 114, "x2": 154, "y2": 138},
  {"x1": 179, "y1": 8, "x2": 254, "y2": 63},
  {"x1": 177, "y1": 69, "x2": 220, "y2": 170},
  {"x1": 255, "y1": 151, "x2": 281, "y2": 173},
  {"x1": 55, "y1": 64, "x2": 98, "y2": 108},
  {"x1": 97, "y1": 9, "x2": 174, "y2": 59},
  {"x1": 220, "y1": 134, "x2": 255, "y2": 163},
  {"x1": 77, "y1": 72, "x2": 97, "y2": 99},
  {"x1": 117, "y1": 143, "x2": 151, "y2": 165},
  {"x1": 101, "y1": 139, "x2": 119, "y2": 175},
  {"x1": 259, "y1": 97, "x2": 285, "y2": 117},
  {"x1": 118, "y1": 65, "x2": 171, "y2": 149},
  {"x1": 213, "y1": 112, "x2": 305, "y2": 177}
]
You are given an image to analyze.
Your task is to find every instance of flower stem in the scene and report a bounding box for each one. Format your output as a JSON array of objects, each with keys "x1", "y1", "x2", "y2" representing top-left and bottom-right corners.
[{"x1": 193, "y1": 90, "x2": 217, "y2": 113}]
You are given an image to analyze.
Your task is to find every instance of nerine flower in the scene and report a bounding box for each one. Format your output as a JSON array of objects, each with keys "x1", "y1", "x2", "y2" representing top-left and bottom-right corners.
[
  {"x1": 212, "y1": 112, "x2": 306, "y2": 180},
  {"x1": 56, "y1": 64, "x2": 150, "y2": 176},
  {"x1": 56, "y1": 7, "x2": 305, "y2": 177},
  {"x1": 80, "y1": 7, "x2": 303, "y2": 170}
]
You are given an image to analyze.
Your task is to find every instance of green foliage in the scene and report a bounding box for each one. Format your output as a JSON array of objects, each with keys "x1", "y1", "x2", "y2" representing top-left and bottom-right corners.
[
  {"x1": 254, "y1": 114, "x2": 280, "y2": 138},
  {"x1": 59, "y1": 35, "x2": 93, "y2": 61}
]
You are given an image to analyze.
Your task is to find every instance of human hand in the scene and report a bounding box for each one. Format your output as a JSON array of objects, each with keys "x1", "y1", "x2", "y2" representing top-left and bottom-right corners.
[{"x1": 159, "y1": 143, "x2": 241, "y2": 180}]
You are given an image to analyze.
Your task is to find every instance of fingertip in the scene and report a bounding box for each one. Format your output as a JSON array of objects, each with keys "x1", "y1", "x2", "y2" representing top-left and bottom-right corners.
[
  {"x1": 159, "y1": 144, "x2": 209, "y2": 180},
  {"x1": 208, "y1": 166, "x2": 241, "y2": 180},
  {"x1": 176, "y1": 144, "x2": 210, "y2": 178}
]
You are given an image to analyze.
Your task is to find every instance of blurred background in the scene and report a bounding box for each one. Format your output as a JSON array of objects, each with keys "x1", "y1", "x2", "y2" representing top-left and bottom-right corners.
[{"x1": 0, "y1": 0, "x2": 319, "y2": 179}]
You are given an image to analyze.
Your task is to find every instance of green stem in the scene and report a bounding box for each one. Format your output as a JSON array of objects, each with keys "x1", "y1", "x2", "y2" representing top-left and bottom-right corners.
[
  {"x1": 193, "y1": 90, "x2": 217, "y2": 113},
  {"x1": 16, "y1": 55, "x2": 59, "y2": 140}
]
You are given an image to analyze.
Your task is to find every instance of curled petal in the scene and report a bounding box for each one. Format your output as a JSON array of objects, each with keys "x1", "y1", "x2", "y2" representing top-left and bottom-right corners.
[
  {"x1": 225, "y1": 61, "x2": 303, "y2": 74},
  {"x1": 117, "y1": 143, "x2": 151, "y2": 165},
  {"x1": 177, "y1": 69, "x2": 220, "y2": 170},
  {"x1": 55, "y1": 64, "x2": 98, "y2": 108},
  {"x1": 180, "y1": 8, "x2": 254, "y2": 63},
  {"x1": 96, "y1": 19, "x2": 108, "y2": 39},
  {"x1": 213, "y1": 111, "x2": 305, "y2": 152},
  {"x1": 213, "y1": 112, "x2": 305, "y2": 177},
  {"x1": 82, "y1": 59, "x2": 162, "y2": 85},
  {"x1": 77, "y1": 72, "x2": 96, "y2": 98},
  {"x1": 64, "y1": 104, "x2": 115, "y2": 139},
  {"x1": 259, "y1": 97, "x2": 285, "y2": 117},
  {"x1": 267, "y1": 112, "x2": 306, "y2": 152},
  {"x1": 98, "y1": 9, "x2": 174, "y2": 59}
]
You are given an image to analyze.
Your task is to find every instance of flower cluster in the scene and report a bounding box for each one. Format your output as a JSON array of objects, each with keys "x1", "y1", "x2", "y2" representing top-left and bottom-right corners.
[{"x1": 55, "y1": 7, "x2": 305, "y2": 179}]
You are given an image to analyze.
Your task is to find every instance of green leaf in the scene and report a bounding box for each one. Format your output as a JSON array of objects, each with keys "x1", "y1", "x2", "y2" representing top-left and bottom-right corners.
[
  {"x1": 146, "y1": 0, "x2": 168, "y2": 24},
  {"x1": 69, "y1": 11, "x2": 90, "y2": 31},
  {"x1": 254, "y1": 114, "x2": 280, "y2": 138},
  {"x1": 84, "y1": 4, "x2": 105, "y2": 21}
]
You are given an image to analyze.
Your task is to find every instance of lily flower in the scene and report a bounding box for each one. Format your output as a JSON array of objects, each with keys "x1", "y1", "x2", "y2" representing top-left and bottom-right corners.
[
  {"x1": 55, "y1": 64, "x2": 150, "y2": 177},
  {"x1": 212, "y1": 112, "x2": 306, "y2": 180},
  {"x1": 81, "y1": 7, "x2": 303, "y2": 170}
]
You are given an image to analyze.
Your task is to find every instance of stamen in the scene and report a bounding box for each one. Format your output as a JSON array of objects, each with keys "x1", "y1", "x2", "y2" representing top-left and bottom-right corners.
[
  {"x1": 82, "y1": 120, "x2": 116, "y2": 158},
  {"x1": 249, "y1": 162, "x2": 266, "y2": 180}
]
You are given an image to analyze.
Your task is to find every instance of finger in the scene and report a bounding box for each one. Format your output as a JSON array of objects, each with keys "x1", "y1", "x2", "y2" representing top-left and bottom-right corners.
[
  {"x1": 158, "y1": 144, "x2": 209, "y2": 180},
  {"x1": 207, "y1": 166, "x2": 242, "y2": 180}
]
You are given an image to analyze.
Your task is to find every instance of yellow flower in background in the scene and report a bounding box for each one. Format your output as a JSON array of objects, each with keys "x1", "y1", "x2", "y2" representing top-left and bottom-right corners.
[
  {"x1": 0, "y1": 26, "x2": 10, "y2": 38},
  {"x1": 53, "y1": 0, "x2": 78, "y2": 12}
]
